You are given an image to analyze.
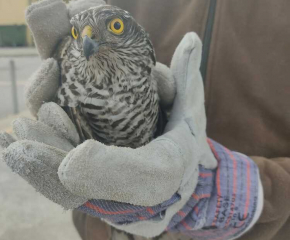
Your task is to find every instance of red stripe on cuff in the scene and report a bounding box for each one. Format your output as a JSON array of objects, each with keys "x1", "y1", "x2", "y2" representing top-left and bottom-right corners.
[
  {"x1": 181, "y1": 220, "x2": 192, "y2": 230},
  {"x1": 200, "y1": 194, "x2": 211, "y2": 199},
  {"x1": 178, "y1": 211, "x2": 187, "y2": 217},
  {"x1": 138, "y1": 216, "x2": 146, "y2": 220},
  {"x1": 199, "y1": 172, "x2": 213, "y2": 178},
  {"x1": 85, "y1": 202, "x2": 136, "y2": 215},
  {"x1": 146, "y1": 207, "x2": 155, "y2": 215},
  {"x1": 209, "y1": 139, "x2": 222, "y2": 227},
  {"x1": 224, "y1": 147, "x2": 237, "y2": 228},
  {"x1": 241, "y1": 155, "x2": 251, "y2": 220},
  {"x1": 192, "y1": 193, "x2": 199, "y2": 200},
  {"x1": 194, "y1": 206, "x2": 199, "y2": 215}
]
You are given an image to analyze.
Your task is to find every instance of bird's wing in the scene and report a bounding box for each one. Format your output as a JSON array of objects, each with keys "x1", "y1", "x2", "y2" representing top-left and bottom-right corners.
[
  {"x1": 54, "y1": 36, "x2": 72, "y2": 62},
  {"x1": 64, "y1": 106, "x2": 94, "y2": 143},
  {"x1": 154, "y1": 105, "x2": 168, "y2": 138},
  {"x1": 54, "y1": 37, "x2": 94, "y2": 143}
]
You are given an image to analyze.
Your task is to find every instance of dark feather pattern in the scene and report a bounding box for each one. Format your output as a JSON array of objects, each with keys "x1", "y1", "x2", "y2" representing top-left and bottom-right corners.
[{"x1": 55, "y1": 5, "x2": 160, "y2": 149}]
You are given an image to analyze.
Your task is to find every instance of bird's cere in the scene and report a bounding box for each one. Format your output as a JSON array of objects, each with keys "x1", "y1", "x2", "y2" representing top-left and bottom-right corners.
[{"x1": 82, "y1": 25, "x2": 93, "y2": 38}]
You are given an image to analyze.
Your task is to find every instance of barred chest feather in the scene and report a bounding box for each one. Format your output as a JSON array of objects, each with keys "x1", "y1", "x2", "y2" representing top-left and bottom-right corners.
[{"x1": 56, "y1": 37, "x2": 159, "y2": 148}]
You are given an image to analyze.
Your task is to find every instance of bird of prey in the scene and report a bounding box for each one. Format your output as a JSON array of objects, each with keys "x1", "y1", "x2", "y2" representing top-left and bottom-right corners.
[{"x1": 54, "y1": 5, "x2": 165, "y2": 148}]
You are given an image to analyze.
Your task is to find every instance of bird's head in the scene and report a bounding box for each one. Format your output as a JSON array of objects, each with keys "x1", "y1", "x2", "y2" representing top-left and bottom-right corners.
[{"x1": 70, "y1": 5, "x2": 156, "y2": 66}]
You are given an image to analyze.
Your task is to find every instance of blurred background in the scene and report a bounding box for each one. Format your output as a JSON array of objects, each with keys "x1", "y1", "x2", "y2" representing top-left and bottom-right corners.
[{"x1": 0, "y1": 0, "x2": 80, "y2": 239}]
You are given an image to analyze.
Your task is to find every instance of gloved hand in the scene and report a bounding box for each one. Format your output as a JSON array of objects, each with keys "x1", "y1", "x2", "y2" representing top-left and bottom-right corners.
[
  {"x1": 0, "y1": 102, "x2": 88, "y2": 209},
  {"x1": 0, "y1": 32, "x2": 263, "y2": 239},
  {"x1": 0, "y1": 0, "x2": 263, "y2": 239}
]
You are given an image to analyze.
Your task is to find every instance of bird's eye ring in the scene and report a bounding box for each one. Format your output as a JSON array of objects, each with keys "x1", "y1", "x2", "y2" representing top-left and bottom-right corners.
[
  {"x1": 71, "y1": 26, "x2": 79, "y2": 39},
  {"x1": 109, "y1": 18, "x2": 124, "y2": 35}
]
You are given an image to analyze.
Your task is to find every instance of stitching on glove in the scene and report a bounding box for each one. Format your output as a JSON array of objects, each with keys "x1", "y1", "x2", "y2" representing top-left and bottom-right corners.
[{"x1": 184, "y1": 117, "x2": 196, "y2": 136}]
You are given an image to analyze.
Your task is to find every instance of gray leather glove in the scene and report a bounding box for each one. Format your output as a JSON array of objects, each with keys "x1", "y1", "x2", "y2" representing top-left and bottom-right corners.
[{"x1": 0, "y1": 102, "x2": 87, "y2": 209}]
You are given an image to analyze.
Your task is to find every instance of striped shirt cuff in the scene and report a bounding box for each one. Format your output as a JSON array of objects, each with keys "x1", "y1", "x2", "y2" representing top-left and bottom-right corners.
[{"x1": 167, "y1": 139, "x2": 263, "y2": 239}]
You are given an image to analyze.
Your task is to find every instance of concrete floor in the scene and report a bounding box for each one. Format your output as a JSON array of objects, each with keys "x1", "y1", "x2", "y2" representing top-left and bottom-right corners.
[{"x1": 0, "y1": 152, "x2": 81, "y2": 240}]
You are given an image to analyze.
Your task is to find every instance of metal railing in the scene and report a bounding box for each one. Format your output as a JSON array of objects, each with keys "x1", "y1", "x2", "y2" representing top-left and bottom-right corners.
[
  {"x1": 0, "y1": 54, "x2": 40, "y2": 118},
  {"x1": 9, "y1": 60, "x2": 19, "y2": 114}
]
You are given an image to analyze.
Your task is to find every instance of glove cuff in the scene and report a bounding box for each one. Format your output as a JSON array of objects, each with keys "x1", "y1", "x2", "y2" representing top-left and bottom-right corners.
[{"x1": 167, "y1": 139, "x2": 263, "y2": 240}]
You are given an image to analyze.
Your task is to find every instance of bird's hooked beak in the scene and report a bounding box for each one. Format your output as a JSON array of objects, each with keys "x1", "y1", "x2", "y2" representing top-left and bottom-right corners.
[{"x1": 82, "y1": 26, "x2": 99, "y2": 61}]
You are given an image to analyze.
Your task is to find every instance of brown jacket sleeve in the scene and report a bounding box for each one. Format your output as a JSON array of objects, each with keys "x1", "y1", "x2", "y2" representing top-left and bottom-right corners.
[
  {"x1": 238, "y1": 157, "x2": 290, "y2": 240},
  {"x1": 203, "y1": 1, "x2": 290, "y2": 238}
]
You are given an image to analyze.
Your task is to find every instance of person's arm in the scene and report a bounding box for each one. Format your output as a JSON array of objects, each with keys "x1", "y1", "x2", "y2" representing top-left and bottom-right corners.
[{"x1": 238, "y1": 156, "x2": 290, "y2": 240}]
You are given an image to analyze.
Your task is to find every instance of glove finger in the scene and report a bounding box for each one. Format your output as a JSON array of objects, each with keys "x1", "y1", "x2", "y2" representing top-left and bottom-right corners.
[
  {"x1": 169, "y1": 32, "x2": 206, "y2": 132},
  {"x1": 58, "y1": 134, "x2": 186, "y2": 206},
  {"x1": 37, "y1": 102, "x2": 80, "y2": 146},
  {"x1": 13, "y1": 117, "x2": 74, "y2": 152},
  {"x1": 26, "y1": 0, "x2": 70, "y2": 59},
  {"x1": 153, "y1": 63, "x2": 176, "y2": 109},
  {"x1": 168, "y1": 33, "x2": 217, "y2": 169},
  {"x1": 0, "y1": 132, "x2": 16, "y2": 149},
  {"x1": 25, "y1": 58, "x2": 60, "y2": 116},
  {"x1": 2, "y1": 140, "x2": 87, "y2": 209}
]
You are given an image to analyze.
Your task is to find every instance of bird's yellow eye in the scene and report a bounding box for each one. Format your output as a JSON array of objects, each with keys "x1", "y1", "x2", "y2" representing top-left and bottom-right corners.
[
  {"x1": 71, "y1": 26, "x2": 79, "y2": 39},
  {"x1": 109, "y1": 18, "x2": 124, "y2": 35}
]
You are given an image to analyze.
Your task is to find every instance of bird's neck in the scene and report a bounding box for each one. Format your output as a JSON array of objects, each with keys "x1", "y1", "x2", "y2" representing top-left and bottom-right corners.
[{"x1": 83, "y1": 51, "x2": 154, "y2": 89}]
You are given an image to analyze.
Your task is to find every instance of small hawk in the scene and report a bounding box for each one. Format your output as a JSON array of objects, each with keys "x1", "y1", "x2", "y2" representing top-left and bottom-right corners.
[{"x1": 55, "y1": 5, "x2": 165, "y2": 149}]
